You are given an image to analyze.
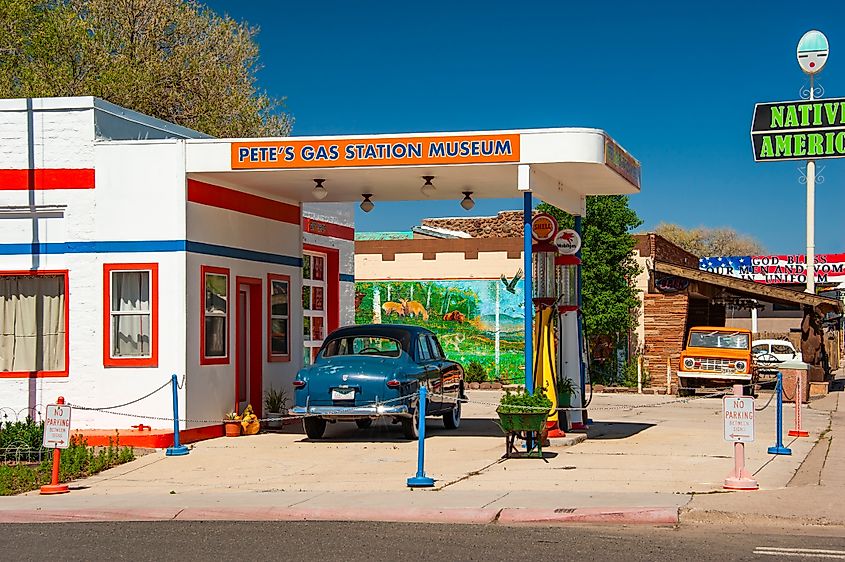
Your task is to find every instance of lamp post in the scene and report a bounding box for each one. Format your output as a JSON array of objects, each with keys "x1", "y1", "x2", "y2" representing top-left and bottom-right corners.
[{"x1": 796, "y1": 30, "x2": 829, "y2": 294}]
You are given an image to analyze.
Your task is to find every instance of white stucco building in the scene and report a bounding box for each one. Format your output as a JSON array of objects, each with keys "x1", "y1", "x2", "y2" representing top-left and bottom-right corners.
[{"x1": 0, "y1": 97, "x2": 355, "y2": 443}]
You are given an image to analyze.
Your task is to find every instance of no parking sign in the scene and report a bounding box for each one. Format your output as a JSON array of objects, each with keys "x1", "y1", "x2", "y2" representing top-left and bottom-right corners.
[
  {"x1": 43, "y1": 403, "x2": 71, "y2": 449},
  {"x1": 723, "y1": 396, "x2": 754, "y2": 443}
]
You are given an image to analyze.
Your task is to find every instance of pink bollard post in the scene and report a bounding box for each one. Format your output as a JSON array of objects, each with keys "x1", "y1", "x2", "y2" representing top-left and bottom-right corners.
[
  {"x1": 788, "y1": 371, "x2": 809, "y2": 438},
  {"x1": 723, "y1": 384, "x2": 759, "y2": 491}
]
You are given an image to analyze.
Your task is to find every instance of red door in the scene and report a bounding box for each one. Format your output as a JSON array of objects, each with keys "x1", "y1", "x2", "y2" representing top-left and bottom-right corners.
[{"x1": 236, "y1": 277, "x2": 262, "y2": 417}]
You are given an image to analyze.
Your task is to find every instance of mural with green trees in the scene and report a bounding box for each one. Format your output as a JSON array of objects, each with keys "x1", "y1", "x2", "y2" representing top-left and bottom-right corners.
[{"x1": 355, "y1": 279, "x2": 525, "y2": 383}]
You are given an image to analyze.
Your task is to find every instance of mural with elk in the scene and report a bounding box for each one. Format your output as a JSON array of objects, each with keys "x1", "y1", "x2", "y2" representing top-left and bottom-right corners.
[{"x1": 354, "y1": 279, "x2": 525, "y2": 383}]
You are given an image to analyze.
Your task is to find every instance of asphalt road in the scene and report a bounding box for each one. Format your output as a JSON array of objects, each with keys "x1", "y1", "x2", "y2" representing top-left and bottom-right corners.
[{"x1": 2, "y1": 521, "x2": 845, "y2": 561}]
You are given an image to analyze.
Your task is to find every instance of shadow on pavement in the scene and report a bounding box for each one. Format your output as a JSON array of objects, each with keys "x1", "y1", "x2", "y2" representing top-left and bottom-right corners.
[
  {"x1": 276, "y1": 416, "x2": 508, "y2": 443},
  {"x1": 585, "y1": 421, "x2": 655, "y2": 440}
]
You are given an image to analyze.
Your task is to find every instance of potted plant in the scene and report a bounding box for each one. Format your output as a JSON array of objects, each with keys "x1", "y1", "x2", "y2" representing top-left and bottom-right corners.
[
  {"x1": 496, "y1": 388, "x2": 553, "y2": 433},
  {"x1": 223, "y1": 411, "x2": 241, "y2": 437},
  {"x1": 556, "y1": 378, "x2": 577, "y2": 410},
  {"x1": 240, "y1": 404, "x2": 260, "y2": 435},
  {"x1": 263, "y1": 387, "x2": 289, "y2": 429}
]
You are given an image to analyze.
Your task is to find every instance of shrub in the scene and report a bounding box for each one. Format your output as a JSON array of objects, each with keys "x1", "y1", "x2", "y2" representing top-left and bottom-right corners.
[{"x1": 464, "y1": 361, "x2": 487, "y2": 384}]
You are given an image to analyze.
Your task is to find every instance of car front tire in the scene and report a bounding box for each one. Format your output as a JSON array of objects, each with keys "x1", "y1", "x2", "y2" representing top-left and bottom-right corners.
[
  {"x1": 303, "y1": 417, "x2": 326, "y2": 439},
  {"x1": 443, "y1": 402, "x2": 461, "y2": 430}
]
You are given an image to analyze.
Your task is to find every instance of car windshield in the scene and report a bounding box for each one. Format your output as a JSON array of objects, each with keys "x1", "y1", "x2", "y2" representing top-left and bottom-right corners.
[
  {"x1": 688, "y1": 331, "x2": 749, "y2": 350},
  {"x1": 322, "y1": 336, "x2": 402, "y2": 358}
]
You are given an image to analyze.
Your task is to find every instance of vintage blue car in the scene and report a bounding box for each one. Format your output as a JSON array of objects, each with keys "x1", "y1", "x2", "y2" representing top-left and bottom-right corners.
[{"x1": 290, "y1": 324, "x2": 466, "y2": 439}]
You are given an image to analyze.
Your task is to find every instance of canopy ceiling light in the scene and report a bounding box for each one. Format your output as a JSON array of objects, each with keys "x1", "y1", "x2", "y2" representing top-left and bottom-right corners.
[
  {"x1": 460, "y1": 191, "x2": 475, "y2": 211},
  {"x1": 420, "y1": 175, "x2": 436, "y2": 198},
  {"x1": 312, "y1": 178, "x2": 328, "y2": 200},
  {"x1": 360, "y1": 193, "x2": 374, "y2": 213}
]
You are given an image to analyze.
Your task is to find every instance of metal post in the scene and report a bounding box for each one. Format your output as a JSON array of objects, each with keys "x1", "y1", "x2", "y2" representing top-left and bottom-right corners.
[
  {"x1": 788, "y1": 371, "x2": 810, "y2": 437},
  {"x1": 723, "y1": 385, "x2": 759, "y2": 490},
  {"x1": 407, "y1": 386, "x2": 434, "y2": 487},
  {"x1": 523, "y1": 191, "x2": 533, "y2": 394},
  {"x1": 806, "y1": 76, "x2": 816, "y2": 295},
  {"x1": 166, "y1": 374, "x2": 189, "y2": 456},
  {"x1": 574, "y1": 214, "x2": 587, "y2": 423},
  {"x1": 39, "y1": 396, "x2": 69, "y2": 495},
  {"x1": 768, "y1": 372, "x2": 792, "y2": 455}
]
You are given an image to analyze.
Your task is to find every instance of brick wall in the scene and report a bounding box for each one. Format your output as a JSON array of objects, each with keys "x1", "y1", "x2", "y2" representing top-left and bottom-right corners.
[
  {"x1": 643, "y1": 292, "x2": 689, "y2": 388},
  {"x1": 633, "y1": 233, "x2": 698, "y2": 267}
]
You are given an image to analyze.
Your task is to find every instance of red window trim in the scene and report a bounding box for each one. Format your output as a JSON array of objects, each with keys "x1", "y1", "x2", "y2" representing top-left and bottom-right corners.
[
  {"x1": 303, "y1": 244, "x2": 340, "y2": 335},
  {"x1": 200, "y1": 265, "x2": 231, "y2": 365},
  {"x1": 267, "y1": 273, "x2": 291, "y2": 363},
  {"x1": 0, "y1": 270, "x2": 70, "y2": 379},
  {"x1": 102, "y1": 263, "x2": 159, "y2": 368}
]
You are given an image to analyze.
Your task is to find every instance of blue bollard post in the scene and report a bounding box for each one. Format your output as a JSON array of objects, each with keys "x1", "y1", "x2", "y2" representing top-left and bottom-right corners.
[
  {"x1": 407, "y1": 386, "x2": 434, "y2": 488},
  {"x1": 767, "y1": 372, "x2": 792, "y2": 456},
  {"x1": 166, "y1": 374, "x2": 189, "y2": 456}
]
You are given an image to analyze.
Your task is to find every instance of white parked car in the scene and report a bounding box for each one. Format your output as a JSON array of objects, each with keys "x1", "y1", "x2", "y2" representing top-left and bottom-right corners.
[{"x1": 752, "y1": 339, "x2": 802, "y2": 363}]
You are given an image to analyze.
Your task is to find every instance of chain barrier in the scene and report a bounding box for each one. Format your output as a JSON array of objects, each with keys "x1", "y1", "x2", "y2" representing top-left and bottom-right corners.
[
  {"x1": 458, "y1": 385, "x2": 735, "y2": 412},
  {"x1": 67, "y1": 377, "x2": 175, "y2": 412},
  {"x1": 67, "y1": 388, "x2": 419, "y2": 425}
]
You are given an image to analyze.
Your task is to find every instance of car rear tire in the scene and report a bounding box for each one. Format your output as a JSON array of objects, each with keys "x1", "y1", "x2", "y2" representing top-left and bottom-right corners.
[
  {"x1": 402, "y1": 405, "x2": 420, "y2": 440},
  {"x1": 355, "y1": 419, "x2": 373, "y2": 429},
  {"x1": 303, "y1": 417, "x2": 326, "y2": 439},
  {"x1": 443, "y1": 402, "x2": 461, "y2": 430}
]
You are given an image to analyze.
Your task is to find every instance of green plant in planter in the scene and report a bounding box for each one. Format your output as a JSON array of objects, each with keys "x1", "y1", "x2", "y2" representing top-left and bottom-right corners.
[
  {"x1": 264, "y1": 387, "x2": 289, "y2": 414},
  {"x1": 497, "y1": 389, "x2": 553, "y2": 414},
  {"x1": 556, "y1": 377, "x2": 578, "y2": 407}
]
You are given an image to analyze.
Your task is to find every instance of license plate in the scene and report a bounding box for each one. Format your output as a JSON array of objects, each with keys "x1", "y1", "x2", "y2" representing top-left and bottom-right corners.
[{"x1": 331, "y1": 388, "x2": 355, "y2": 401}]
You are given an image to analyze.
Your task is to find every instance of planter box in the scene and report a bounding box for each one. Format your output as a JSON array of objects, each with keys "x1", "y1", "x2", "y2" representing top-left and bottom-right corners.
[{"x1": 496, "y1": 410, "x2": 548, "y2": 433}]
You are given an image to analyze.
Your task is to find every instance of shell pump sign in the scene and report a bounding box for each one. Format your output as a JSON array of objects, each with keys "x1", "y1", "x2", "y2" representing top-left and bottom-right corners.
[{"x1": 231, "y1": 133, "x2": 520, "y2": 169}]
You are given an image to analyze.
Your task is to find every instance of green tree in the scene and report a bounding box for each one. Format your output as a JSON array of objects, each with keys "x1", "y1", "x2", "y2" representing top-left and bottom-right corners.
[
  {"x1": 538, "y1": 196, "x2": 642, "y2": 342},
  {"x1": 654, "y1": 223, "x2": 766, "y2": 257},
  {"x1": 0, "y1": 0, "x2": 291, "y2": 137}
]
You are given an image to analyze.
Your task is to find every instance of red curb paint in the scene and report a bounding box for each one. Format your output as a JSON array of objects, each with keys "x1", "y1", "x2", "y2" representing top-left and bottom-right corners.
[
  {"x1": 178, "y1": 507, "x2": 500, "y2": 525},
  {"x1": 496, "y1": 507, "x2": 679, "y2": 525},
  {"x1": 0, "y1": 506, "x2": 679, "y2": 526},
  {"x1": 0, "y1": 509, "x2": 182, "y2": 523}
]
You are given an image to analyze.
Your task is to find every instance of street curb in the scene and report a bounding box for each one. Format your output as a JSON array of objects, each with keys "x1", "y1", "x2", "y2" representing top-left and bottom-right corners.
[
  {"x1": 0, "y1": 506, "x2": 679, "y2": 526},
  {"x1": 496, "y1": 507, "x2": 679, "y2": 525}
]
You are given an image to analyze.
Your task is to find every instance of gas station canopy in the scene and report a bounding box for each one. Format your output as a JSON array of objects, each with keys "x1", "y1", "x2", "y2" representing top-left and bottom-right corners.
[{"x1": 185, "y1": 128, "x2": 641, "y2": 215}]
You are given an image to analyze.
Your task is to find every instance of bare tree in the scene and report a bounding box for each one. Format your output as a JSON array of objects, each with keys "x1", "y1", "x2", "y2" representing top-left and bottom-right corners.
[{"x1": 655, "y1": 223, "x2": 766, "y2": 257}]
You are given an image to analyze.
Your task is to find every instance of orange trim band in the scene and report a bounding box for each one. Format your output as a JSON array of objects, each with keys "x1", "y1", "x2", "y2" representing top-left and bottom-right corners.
[
  {"x1": 187, "y1": 179, "x2": 300, "y2": 225},
  {"x1": 75, "y1": 424, "x2": 224, "y2": 448},
  {"x1": 0, "y1": 168, "x2": 94, "y2": 190}
]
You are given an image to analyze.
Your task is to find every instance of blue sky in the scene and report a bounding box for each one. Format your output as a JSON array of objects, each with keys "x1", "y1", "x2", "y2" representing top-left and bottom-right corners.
[{"x1": 206, "y1": 1, "x2": 845, "y2": 254}]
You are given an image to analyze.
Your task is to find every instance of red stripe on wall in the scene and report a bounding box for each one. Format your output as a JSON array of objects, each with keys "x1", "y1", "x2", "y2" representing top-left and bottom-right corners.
[
  {"x1": 303, "y1": 217, "x2": 355, "y2": 241},
  {"x1": 187, "y1": 179, "x2": 300, "y2": 225},
  {"x1": 0, "y1": 168, "x2": 95, "y2": 190}
]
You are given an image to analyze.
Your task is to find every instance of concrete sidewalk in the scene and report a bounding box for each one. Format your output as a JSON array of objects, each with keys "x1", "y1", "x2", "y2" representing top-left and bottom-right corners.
[
  {"x1": 683, "y1": 386, "x2": 844, "y2": 528},
  {"x1": 0, "y1": 388, "x2": 835, "y2": 527}
]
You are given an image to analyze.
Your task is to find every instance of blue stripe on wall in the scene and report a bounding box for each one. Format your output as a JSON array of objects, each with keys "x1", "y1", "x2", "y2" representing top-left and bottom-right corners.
[
  {"x1": 0, "y1": 239, "x2": 301, "y2": 267},
  {"x1": 186, "y1": 241, "x2": 301, "y2": 267},
  {"x1": 340, "y1": 273, "x2": 355, "y2": 283}
]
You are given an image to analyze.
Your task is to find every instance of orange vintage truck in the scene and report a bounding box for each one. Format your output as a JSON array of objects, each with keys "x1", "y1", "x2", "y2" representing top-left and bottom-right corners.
[{"x1": 677, "y1": 326, "x2": 755, "y2": 395}]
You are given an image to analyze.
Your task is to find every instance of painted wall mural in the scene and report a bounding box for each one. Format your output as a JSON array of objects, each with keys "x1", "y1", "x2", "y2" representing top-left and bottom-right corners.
[{"x1": 354, "y1": 280, "x2": 525, "y2": 383}]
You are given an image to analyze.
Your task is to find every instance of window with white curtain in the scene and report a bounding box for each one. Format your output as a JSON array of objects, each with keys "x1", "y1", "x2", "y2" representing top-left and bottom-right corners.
[
  {"x1": 0, "y1": 273, "x2": 67, "y2": 374},
  {"x1": 110, "y1": 270, "x2": 151, "y2": 358},
  {"x1": 104, "y1": 264, "x2": 158, "y2": 367}
]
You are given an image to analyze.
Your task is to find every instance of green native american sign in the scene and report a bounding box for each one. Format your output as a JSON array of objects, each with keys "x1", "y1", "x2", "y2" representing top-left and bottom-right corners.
[{"x1": 751, "y1": 97, "x2": 845, "y2": 161}]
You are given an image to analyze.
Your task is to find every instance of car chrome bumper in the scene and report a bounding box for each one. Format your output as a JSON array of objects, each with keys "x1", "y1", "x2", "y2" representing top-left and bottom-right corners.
[
  {"x1": 289, "y1": 404, "x2": 410, "y2": 417},
  {"x1": 677, "y1": 370, "x2": 751, "y2": 381}
]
